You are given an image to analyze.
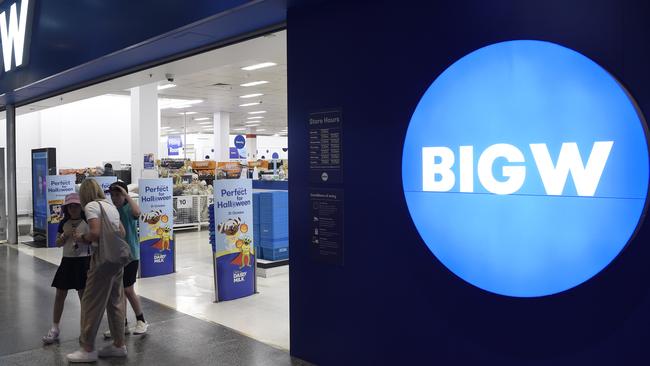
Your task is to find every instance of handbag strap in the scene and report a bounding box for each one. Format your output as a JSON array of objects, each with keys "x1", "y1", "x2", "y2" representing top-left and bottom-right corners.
[{"x1": 96, "y1": 200, "x2": 118, "y2": 236}]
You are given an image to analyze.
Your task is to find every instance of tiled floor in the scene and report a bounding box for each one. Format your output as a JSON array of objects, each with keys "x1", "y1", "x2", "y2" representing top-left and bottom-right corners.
[
  {"x1": 14, "y1": 229, "x2": 290, "y2": 350},
  {"x1": 0, "y1": 244, "x2": 306, "y2": 366}
]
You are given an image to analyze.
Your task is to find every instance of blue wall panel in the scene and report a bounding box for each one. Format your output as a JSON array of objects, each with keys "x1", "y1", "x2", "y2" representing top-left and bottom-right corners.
[{"x1": 287, "y1": 0, "x2": 650, "y2": 364}]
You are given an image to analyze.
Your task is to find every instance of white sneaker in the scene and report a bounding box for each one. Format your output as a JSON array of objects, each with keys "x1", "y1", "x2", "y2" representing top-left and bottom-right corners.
[
  {"x1": 66, "y1": 349, "x2": 98, "y2": 363},
  {"x1": 98, "y1": 344, "x2": 128, "y2": 358},
  {"x1": 42, "y1": 329, "x2": 59, "y2": 344},
  {"x1": 103, "y1": 326, "x2": 131, "y2": 339},
  {"x1": 132, "y1": 320, "x2": 148, "y2": 335}
]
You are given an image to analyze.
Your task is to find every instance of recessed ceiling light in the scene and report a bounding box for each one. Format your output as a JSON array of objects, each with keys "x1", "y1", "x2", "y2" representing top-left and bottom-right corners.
[
  {"x1": 194, "y1": 117, "x2": 210, "y2": 121},
  {"x1": 247, "y1": 116, "x2": 264, "y2": 120},
  {"x1": 239, "y1": 102, "x2": 261, "y2": 107},
  {"x1": 159, "y1": 98, "x2": 202, "y2": 109},
  {"x1": 158, "y1": 83, "x2": 176, "y2": 90},
  {"x1": 240, "y1": 81, "x2": 269, "y2": 87},
  {"x1": 179, "y1": 111, "x2": 197, "y2": 115},
  {"x1": 233, "y1": 128, "x2": 247, "y2": 131},
  {"x1": 241, "y1": 62, "x2": 277, "y2": 71},
  {"x1": 248, "y1": 110, "x2": 267, "y2": 115},
  {"x1": 239, "y1": 93, "x2": 264, "y2": 99}
]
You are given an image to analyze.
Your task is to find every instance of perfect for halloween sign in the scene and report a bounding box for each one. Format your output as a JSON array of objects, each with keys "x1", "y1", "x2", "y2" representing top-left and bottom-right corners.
[
  {"x1": 46, "y1": 175, "x2": 76, "y2": 248},
  {"x1": 213, "y1": 178, "x2": 255, "y2": 301},
  {"x1": 138, "y1": 178, "x2": 175, "y2": 278}
]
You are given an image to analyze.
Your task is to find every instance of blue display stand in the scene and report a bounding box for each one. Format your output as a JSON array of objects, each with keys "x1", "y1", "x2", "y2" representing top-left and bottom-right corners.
[{"x1": 138, "y1": 179, "x2": 175, "y2": 278}]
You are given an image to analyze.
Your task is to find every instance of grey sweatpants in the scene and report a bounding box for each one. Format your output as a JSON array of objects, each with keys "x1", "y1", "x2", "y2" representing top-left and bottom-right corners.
[{"x1": 79, "y1": 253, "x2": 125, "y2": 349}]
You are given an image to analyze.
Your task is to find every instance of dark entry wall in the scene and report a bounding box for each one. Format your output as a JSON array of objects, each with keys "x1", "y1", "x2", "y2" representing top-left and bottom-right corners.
[{"x1": 287, "y1": 1, "x2": 650, "y2": 364}]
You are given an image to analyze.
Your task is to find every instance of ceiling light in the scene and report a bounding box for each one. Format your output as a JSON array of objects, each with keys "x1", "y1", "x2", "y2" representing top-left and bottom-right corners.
[
  {"x1": 239, "y1": 102, "x2": 261, "y2": 107},
  {"x1": 161, "y1": 126, "x2": 172, "y2": 129},
  {"x1": 233, "y1": 128, "x2": 247, "y2": 131},
  {"x1": 248, "y1": 110, "x2": 267, "y2": 115},
  {"x1": 240, "y1": 81, "x2": 269, "y2": 87},
  {"x1": 199, "y1": 122, "x2": 212, "y2": 125},
  {"x1": 241, "y1": 62, "x2": 277, "y2": 71},
  {"x1": 247, "y1": 116, "x2": 264, "y2": 120},
  {"x1": 256, "y1": 129, "x2": 267, "y2": 132},
  {"x1": 159, "y1": 98, "x2": 202, "y2": 109},
  {"x1": 245, "y1": 123, "x2": 260, "y2": 127},
  {"x1": 179, "y1": 111, "x2": 197, "y2": 115},
  {"x1": 194, "y1": 117, "x2": 210, "y2": 121},
  {"x1": 239, "y1": 93, "x2": 264, "y2": 99},
  {"x1": 158, "y1": 83, "x2": 176, "y2": 90}
]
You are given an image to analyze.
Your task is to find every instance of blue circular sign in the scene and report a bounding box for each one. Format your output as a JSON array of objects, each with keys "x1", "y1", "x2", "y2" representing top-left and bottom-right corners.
[
  {"x1": 402, "y1": 40, "x2": 649, "y2": 297},
  {"x1": 234, "y1": 135, "x2": 246, "y2": 149},
  {"x1": 272, "y1": 152, "x2": 279, "y2": 159}
]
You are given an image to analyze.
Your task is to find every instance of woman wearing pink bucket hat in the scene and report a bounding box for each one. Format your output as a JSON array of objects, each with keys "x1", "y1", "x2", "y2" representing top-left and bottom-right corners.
[{"x1": 42, "y1": 192, "x2": 92, "y2": 345}]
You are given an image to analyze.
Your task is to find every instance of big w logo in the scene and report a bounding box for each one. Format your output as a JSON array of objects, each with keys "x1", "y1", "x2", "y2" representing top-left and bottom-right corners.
[{"x1": 0, "y1": 0, "x2": 30, "y2": 72}]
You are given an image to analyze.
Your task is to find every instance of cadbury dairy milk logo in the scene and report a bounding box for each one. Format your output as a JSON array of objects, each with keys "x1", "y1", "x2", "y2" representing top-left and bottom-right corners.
[
  {"x1": 402, "y1": 40, "x2": 649, "y2": 297},
  {"x1": 0, "y1": 0, "x2": 30, "y2": 72}
]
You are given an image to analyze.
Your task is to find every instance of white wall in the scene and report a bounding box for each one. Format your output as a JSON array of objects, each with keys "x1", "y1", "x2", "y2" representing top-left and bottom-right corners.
[
  {"x1": 0, "y1": 95, "x2": 131, "y2": 215},
  {"x1": 40, "y1": 95, "x2": 131, "y2": 168}
]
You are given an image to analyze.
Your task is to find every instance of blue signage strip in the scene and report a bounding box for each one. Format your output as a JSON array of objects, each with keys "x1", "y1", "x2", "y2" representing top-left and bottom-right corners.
[
  {"x1": 138, "y1": 179, "x2": 175, "y2": 278},
  {"x1": 46, "y1": 175, "x2": 76, "y2": 248},
  {"x1": 213, "y1": 179, "x2": 255, "y2": 301},
  {"x1": 167, "y1": 136, "x2": 182, "y2": 156},
  {"x1": 402, "y1": 40, "x2": 649, "y2": 297}
]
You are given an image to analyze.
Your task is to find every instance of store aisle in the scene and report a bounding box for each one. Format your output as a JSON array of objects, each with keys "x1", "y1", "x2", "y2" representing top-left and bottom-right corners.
[
  {"x1": 15, "y1": 230, "x2": 291, "y2": 350},
  {"x1": 0, "y1": 244, "x2": 304, "y2": 366}
]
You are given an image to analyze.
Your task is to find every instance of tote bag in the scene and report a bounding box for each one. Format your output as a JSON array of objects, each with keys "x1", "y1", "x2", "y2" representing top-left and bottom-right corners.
[{"x1": 96, "y1": 201, "x2": 133, "y2": 267}]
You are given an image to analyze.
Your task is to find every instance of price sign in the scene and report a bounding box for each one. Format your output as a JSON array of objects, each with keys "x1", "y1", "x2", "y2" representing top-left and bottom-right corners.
[{"x1": 177, "y1": 197, "x2": 192, "y2": 209}]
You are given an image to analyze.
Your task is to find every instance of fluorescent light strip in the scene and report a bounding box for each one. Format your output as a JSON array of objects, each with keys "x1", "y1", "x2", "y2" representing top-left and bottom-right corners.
[
  {"x1": 241, "y1": 62, "x2": 277, "y2": 71},
  {"x1": 158, "y1": 83, "x2": 176, "y2": 90},
  {"x1": 239, "y1": 102, "x2": 261, "y2": 107},
  {"x1": 245, "y1": 124, "x2": 261, "y2": 127},
  {"x1": 233, "y1": 128, "x2": 247, "y2": 131},
  {"x1": 194, "y1": 117, "x2": 210, "y2": 121},
  {"x1": 240, "y1": 81, "x2": 268, "y2": 87},
  {"x1": 256, "y1": 129, "x2": 267, "y2": 132},
  {"x1": 248, "y1": 110, "x2": 267, "y2": 115},
  {"x1": 179, "y1": 111, "x2": 197, "y2": 115},
  {"x1": 247, "y1": 116, "x2": 264, "y2": 120},
  {"x1": 239, "y1": 93, "x2": 264, "y2": 99},
  {"x1": 199, "y1": 122, "x2": 212, "y2": 125}
]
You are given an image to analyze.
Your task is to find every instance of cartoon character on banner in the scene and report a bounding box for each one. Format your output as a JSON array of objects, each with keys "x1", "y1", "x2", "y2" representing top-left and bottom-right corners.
[
  {"x1": 141, "y1": 209, "x2": 172, "y2": 251},
  {"x1": 49, "y1": 200, "x2": 64, "y2": 224},
  {"x1": 217, "y1": 218, "x2": 253, "y2": 268}
]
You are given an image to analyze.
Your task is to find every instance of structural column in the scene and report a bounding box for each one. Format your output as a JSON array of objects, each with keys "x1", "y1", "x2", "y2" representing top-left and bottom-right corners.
[
  {"x1": 246, "y1": 134, "x2": 258, "y2": 161},
  {"x1": 213, "y1": 111, "x2": 230, "y2": 161},
  {"x1": 131, "y1": 83, "x2": 159, "y2": 182},
  {"x1": 6, "y1": 104, "x2": 17, "y2": 244}
]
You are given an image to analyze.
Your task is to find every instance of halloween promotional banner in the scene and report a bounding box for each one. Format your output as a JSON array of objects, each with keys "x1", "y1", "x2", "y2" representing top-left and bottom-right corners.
[
  {"x1": 139, "y1": 178, "x2": 175, "y2": 278},
  {"x1": 87, "y1": 176, "x2": 117, "y2": 201},
  {"x1": 46, "y1": 175, "x2": 76, "y2": 248},
  {"x1": 213, "y1": 179, "x2": 255, "y2": 301}
]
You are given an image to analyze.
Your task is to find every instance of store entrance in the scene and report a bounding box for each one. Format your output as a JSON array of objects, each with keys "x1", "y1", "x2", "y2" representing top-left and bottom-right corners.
[{"x1": 10, "y1": 30, "x2": 290, "y2": 349}]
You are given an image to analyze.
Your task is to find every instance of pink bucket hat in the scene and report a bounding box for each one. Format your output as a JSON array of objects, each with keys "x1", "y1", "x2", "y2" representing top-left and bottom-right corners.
[{"x1": 63, "y1": 193, "x2": 81, "y2": 206}]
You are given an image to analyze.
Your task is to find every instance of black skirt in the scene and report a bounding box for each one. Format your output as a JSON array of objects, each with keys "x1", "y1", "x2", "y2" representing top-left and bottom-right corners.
[{"x1": 51, "y1": 256, "x2": 91, "y2": 290}]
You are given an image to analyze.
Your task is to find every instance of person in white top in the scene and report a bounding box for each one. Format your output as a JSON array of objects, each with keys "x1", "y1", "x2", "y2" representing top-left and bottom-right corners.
[
  {"x1": 42, "y1": 193, "x2": 92, "y2": 345},
  {"x1": 66, "y1": 179, "x2": 128, "y2": 363}
]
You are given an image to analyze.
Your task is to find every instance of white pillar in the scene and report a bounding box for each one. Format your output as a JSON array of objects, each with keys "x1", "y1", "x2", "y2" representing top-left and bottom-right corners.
[
  {"x1": 213, "y1": 111, "x2": 230, "y2": 161},
  {"x1": 131, "y1": 83, "x2": 159, "y2": 182},
  {"x1": 246, "y1": 134, "x2": 258, "y2": 161}
]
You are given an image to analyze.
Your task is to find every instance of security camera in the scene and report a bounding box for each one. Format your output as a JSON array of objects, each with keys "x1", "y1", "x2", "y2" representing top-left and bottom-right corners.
[{"x1": 165, "y1": 73, "x2": 174, "y2": 82}]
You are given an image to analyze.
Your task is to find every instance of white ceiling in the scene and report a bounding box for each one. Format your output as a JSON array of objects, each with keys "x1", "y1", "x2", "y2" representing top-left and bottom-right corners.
[{"x1": 18, "y1": 31, "x2": 288, "y2": 136}]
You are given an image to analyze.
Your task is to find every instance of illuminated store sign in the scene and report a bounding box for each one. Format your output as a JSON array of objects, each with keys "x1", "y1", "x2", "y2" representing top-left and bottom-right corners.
[
  {"x1": 0, "y1": 0, "x2": 30, "y2": 72},
  {"x1": 402, "y1": 40, "x2": 649, "y2": 297}
]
